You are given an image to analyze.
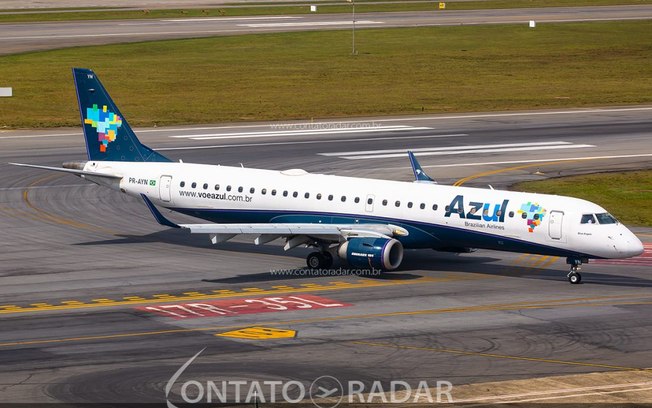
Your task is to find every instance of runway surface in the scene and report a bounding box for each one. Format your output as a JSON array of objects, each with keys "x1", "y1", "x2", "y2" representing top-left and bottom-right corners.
[
  {"x1": 1, "y1": 107, "x2": 652, "y2": 404},
  {"x1": 2, "y1": 5, "x2": 652, "y2": 54}
]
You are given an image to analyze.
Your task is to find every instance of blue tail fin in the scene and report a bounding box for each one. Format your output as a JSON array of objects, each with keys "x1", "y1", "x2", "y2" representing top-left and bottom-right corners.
[{"x1": 72, "y1": 68, "x2": 171, "y2": 162}]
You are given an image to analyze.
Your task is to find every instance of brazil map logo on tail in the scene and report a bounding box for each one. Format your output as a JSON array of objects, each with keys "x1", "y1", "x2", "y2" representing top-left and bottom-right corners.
[{"x1": 84, "y1": 104, "x2": 123, "y2": 152}]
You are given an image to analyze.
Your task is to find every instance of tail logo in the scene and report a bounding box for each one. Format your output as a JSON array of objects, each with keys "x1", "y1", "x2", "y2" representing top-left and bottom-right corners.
[{"x1": 84, "y1": 104, "x2": 123, "y2": 153}]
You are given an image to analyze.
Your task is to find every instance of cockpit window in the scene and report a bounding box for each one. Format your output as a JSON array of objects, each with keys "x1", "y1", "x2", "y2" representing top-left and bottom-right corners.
[
  {"x1": 596, "y1": 213, "x2": 618, "y2": 224},
  {"x1": 580, "y1": 214, "x2": 596, "y2": 224}
]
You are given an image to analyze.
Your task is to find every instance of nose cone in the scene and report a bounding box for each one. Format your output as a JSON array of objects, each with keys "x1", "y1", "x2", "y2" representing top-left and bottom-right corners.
[{"x1": 619, "y1": 230, "x2": 644, "y2": 258}]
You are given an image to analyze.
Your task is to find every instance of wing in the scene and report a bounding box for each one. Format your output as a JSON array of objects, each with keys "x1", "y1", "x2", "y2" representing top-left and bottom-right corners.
[{"x1": 141, "y1": 195, "x2": 408, "y2": 249}]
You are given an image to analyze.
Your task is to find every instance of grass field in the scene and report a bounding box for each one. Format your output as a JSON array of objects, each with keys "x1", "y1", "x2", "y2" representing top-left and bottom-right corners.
[
  {"x1": 0, "y1": 0, "x2": 650, "y2": 22},
  {"x1": 513, "y1": 170, "x2": 652, "y2": 226},
  {"x1": 0, "y1": 20, "x2": 650, "y2": 128}
]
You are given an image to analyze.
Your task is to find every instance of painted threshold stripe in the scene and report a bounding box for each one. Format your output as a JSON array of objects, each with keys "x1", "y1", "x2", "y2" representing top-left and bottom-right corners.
[
  {"x1": 338, "y1": 144, "x2": 595, "y2": 160},
  {"x1": 321, "y1": 141, "x2": 573, "y2": 156}
]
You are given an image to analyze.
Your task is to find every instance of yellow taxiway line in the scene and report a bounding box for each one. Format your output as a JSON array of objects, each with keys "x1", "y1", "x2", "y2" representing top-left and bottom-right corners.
[
  {"x1": 2, "y1": 293, "x2": 651, "y2": 349},
  {"x1": 0, "y1": 275, "x2": 465, "y2": 315}
]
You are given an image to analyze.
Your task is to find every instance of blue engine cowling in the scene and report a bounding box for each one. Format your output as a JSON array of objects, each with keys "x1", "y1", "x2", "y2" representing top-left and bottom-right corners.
[{"x1": 338, "y1": 237, "x2": 404, "y2": 271}]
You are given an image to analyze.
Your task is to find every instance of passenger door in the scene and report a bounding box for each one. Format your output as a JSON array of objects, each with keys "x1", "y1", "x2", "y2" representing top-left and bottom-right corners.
[
  {"x1": 549, "y1": 210, "x2": 564, "y2": 240},
  {"x1": 159, "y1": 175, "x2": 172, "y2": 202}
]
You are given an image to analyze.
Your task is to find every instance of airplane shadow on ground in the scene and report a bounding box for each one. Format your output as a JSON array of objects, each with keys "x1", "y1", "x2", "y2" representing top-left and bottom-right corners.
[{"x1": 77, "y1": 229, "x2": 652, "y2": 288}]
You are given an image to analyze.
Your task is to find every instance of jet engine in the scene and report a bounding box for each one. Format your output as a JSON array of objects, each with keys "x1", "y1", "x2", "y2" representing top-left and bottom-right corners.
[{"x1": 338, "y1": 237, "x2": 404, "y2": 270}]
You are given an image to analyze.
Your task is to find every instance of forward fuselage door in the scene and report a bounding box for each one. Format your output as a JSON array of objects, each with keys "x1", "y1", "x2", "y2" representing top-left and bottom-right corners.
[
  {"x1": 159, "y1": 175, "x2": 172, "y2": 202},
  {"x1": 365, "y1": 194, "x2": 375, "y2": 212},
  {"x1": 549, "y1": 210, "x2": 564, "y2": 240}
]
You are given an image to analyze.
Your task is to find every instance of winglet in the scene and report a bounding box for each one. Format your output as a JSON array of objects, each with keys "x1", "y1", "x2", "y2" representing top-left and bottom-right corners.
[
  {"x1": 141, "y1": 194, "x2": 180, "y2": 228},
  {"x1": 407, "y1": 151, "x2": 436, "y2": 183}
]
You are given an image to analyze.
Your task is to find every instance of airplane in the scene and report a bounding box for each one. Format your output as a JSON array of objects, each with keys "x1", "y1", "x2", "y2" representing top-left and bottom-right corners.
[{"x1": 10, "y1": 68, "x2": 644, "y2": 284}]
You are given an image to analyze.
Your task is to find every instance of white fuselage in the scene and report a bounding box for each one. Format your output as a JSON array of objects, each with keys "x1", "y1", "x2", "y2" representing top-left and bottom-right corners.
[{"x1": 84, "y1": 160, "x2": 644, "y2": 260}]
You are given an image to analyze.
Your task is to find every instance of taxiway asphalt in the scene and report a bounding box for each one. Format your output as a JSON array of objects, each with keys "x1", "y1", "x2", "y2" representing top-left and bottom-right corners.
[{"x1": 1, "y1": 107, "x2": 651, "y2": 404}]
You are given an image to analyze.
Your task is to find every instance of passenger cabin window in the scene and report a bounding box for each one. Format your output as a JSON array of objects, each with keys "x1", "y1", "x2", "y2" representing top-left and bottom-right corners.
[
  {"x1": 262, "y1": 188, "x2": 267, "y2": 195},
  {"x1": 509, "y1": 211, "x2": 514, "y2": 218},
  {"x1": 367, "y1": 198, "x2": 373, "y2": 205},
  {"x1": 407, "y1": 202, "x2": 413, "y2": 208},
  {"x1": 214, "y1": 184, "x2": 220, "y2": 191},
  {"x1": 341, "y1": 196, "x2": 346, "y2": 202},
  {"x1": 250, "y1": 187, "x2": 255, "y2": 194},
  {"x1": 596, "y1": 213, "x2": 618, "y2": 224},
  {"x1": 328, "y1": 195, "x2": 334, "y2": 201},
  {"x1": 227, "y1": 185, "x2": 232, "y2": 192},
  {"x1": 432, "y1": 204, "x2": 438, "y2": 211},
  {"x1": 283, "y1": 191, "x2": 288, "y2": 197},
  {"x1": 203, "y1": 183, "x2": 208, "y2": 190},
  {"x1": 317, "y1": 193, "x2": 322, "y2": 200},
  {"x1": 191, "y1": 182, "x2": 197, "y2": 188},
  {"x1": 180, "y1": 181, "x2": 185, "y2": 187},
  {"x1": 293, "y1": 191, "x2": 298, "y2": 198},
  {"x1": 395, "y1": 201, "x2": 400, "y2": 207},
  {"x1": 382, "y1": 199, "x2": 388, "y2": 206},
  {"x1": 581, "y1": 214, "x2": 596, "y2": 224},
  {"x1": 272, "y1": 189, "x2": 277, "y2": 196},
  {"x1": 238, "y1": 186, "x2": 243, "y2": 193},
  {"x1": 355, "y1": 197, "x2": 360, "y2": 203},
  {"x1": 420, "y1": 203, "x2": 425, "y2": 210},
  {"x1": 305, "y1": 192, "x2": 310, "y2": 199}
]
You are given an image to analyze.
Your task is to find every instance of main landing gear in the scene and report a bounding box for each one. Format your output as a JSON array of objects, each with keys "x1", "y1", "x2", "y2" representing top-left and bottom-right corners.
[
  {"x1": 306, "y1": 251, "x2": 334, "y2": 269},
  {"x1": 566, "y1": 257, "x2": 585, "y2": 284}
]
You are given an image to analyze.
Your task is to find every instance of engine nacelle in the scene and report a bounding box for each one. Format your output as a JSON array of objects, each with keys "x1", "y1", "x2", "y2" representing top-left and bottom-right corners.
[{"x1": 338, "y1": 237, "x2": 404, "y2": 271}]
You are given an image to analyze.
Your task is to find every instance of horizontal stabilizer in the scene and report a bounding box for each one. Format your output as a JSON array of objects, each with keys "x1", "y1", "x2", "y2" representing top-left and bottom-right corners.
[{"x1": 8, "y1": 162, "x2": 121, "y2": 178}]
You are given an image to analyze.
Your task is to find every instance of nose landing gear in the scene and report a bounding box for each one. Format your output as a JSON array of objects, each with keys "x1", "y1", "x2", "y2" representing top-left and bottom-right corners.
[{"x1": 566, "y1": 257, "x2": 586, "y2": 284}]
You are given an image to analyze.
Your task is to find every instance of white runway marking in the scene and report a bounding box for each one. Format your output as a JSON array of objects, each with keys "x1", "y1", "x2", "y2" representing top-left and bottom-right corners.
[
  {"x1": 321, "y1": 141, "x2": 595, "y2": 160},
  {"x1": 1, "y1": 106, "x2": 649, "y2": 139},
  {"x1": 239, "y1": 20, "x2": 383, "y2": 28},
  {"x1": 156, "y1": 134, "x2": 469, "y2": 151},
  {"x1": 161, "y1": 16, "x2": 301, "y2": 23},
  {"x1": 169, "y1": 125, "x2": 431, "y2": 140},
  {"x1": 383, "y1": 153, "x2": 652, "y2": 170}
]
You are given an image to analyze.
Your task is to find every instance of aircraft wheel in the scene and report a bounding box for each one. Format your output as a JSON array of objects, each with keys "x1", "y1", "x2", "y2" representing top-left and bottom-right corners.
[
  {"x1": 568, "y1": 272, "x2": 582, "y2": 284},
  {"x1": 306, "y1": 252, "x2": 324, "y2": 269}
]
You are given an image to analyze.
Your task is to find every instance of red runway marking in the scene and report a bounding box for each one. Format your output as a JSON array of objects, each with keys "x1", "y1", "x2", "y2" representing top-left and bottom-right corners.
[
  {"x1": 594, "y1": 243, "x2": 652, "y2": 266},
  {"x1": 136, "y1": 294, "x2": 351, "y2": 319}
]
